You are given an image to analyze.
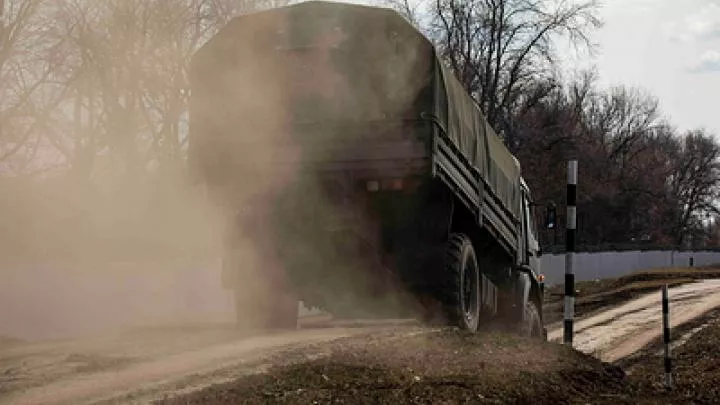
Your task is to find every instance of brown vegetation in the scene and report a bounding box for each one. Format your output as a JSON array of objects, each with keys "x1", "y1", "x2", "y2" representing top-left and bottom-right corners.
[{"x1": 624, "y1": 310, "x2": 720, "y2": 404}]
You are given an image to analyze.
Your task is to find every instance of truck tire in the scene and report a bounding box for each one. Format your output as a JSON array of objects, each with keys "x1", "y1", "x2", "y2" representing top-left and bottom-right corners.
[
  {"x1": 442, "y1": 233, "x2": 481, "y2": 331},
  {"x1": 518, "y1": 299, "x2": 544, "y2": 339}
]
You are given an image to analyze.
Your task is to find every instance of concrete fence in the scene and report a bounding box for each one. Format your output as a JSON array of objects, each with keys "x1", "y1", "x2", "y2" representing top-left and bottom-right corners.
[{"x1": 540, "y1": 250, "x2": 720, "y2": 285}]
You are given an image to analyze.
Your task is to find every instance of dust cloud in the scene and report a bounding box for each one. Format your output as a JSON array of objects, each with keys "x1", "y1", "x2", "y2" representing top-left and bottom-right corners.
[
  {"x1": 189, "y1": 2, "x2": 431, "y2": 324},
  {"x1": 0, "y1": 2, "x2": 431, "y2": 342},
  {"x1": 0, "y1": 5, "x2": 305, "y2": 342},
  {"x1": 0, "y1": 168, "x2": 234, "y2": 341}
]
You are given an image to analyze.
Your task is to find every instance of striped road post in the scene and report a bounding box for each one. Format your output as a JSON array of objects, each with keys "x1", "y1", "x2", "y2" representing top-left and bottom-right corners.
[
  {"x1": 564, "y1": 159, "x2": 578, "y2": 346},
  {"x1": 662, "y1": 284, "x2": 673, "y2": 389}
]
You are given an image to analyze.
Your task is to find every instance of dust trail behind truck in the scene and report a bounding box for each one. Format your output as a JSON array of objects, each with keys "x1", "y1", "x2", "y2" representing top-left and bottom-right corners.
[{"x1": 188, "y1": 1, "x2": 549, "y2": 337}]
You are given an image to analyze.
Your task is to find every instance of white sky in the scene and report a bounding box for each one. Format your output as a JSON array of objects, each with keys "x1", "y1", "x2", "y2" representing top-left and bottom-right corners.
[{"x1": 560, "y1": 0, "x2": 720, "y2": 135}]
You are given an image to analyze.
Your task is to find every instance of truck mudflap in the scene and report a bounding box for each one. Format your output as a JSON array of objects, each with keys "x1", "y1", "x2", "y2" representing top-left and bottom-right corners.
[{"x1": 481, "y1": 273, "x2": 499, "y2": 317}]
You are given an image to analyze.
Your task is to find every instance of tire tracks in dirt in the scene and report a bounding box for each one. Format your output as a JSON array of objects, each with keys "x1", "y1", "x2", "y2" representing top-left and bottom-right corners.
[
  {"x1": 1, "y1": 323, "x2": 426, "y2": 405},
  {"x1": 547, "y1": 279, "x2": 720, "y2": 362},
  {"x1": 5, "y1": 280, "x2": 720, "y2": 404}
]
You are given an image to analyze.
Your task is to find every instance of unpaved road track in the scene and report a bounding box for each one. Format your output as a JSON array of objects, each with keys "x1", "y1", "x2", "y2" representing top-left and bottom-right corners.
[
  {"x1": 4, "y1": 280, "x2": 720, "y2": 405},
  {"x1": 547, "y1": 279, "x2": 720, "y2": 362},
  {"x1": 0, "y1": 321, "x2": 423, "y2": 405}
]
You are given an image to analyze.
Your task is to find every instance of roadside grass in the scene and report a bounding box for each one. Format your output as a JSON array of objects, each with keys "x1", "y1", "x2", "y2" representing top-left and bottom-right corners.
[{"x1": 623, "y1": 310, "x2": 720, "y2": 404}]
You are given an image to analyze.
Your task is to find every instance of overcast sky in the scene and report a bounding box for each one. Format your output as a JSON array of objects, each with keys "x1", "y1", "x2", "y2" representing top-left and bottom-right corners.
[{"x1": 559, "y1": 0, "x2": 720, "y2": 135}]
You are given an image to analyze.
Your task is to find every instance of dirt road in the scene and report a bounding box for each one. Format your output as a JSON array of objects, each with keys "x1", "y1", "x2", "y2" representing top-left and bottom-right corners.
[
  {"x1": 547, "y1": 279, "x2": 720, "y2": 362},
  {"x1": 4, "y1": 280, "x2": 720, "y2": 404},
  {"x1": 0, "y1": 320, "x2": 430, "y2": 405}
]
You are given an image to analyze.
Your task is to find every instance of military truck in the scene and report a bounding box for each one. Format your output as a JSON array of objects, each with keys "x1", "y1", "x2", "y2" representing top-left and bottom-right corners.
[{"x1": 189, "y1": 1, "x2": 551, "y2": 337}]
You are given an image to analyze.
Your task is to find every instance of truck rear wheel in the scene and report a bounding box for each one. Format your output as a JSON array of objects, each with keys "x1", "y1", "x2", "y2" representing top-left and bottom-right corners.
[
  {"x1": 442, "y1": 233, "x2": 481, "y2": 331},
  {"x1": 519, "y1": 299, "x2": 543, "y2": 339}
]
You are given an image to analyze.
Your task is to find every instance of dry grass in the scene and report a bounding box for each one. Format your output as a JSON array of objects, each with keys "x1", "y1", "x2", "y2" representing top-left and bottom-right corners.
[{"x1": 625, "y1": 311, "x2": 720, "y2": 404}]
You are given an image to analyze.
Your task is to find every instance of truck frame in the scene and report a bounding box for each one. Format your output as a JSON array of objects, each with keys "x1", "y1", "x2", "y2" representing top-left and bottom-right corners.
[{"x1": 189, "y1": 1, "x2": 551, "y2": 338}]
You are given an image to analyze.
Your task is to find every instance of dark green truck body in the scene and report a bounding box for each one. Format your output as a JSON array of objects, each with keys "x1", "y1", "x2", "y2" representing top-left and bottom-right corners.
[{"x1": 189, "y1": 1, "x2": 543, "y2": 331}]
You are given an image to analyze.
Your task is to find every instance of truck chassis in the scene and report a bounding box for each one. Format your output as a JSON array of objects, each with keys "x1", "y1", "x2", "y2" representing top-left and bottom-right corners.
[{"x1": 190, "y1": 1, "x2": 548, "y2": 338}]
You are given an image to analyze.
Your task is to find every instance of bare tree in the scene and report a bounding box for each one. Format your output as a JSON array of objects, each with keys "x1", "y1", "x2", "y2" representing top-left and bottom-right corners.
[
  {"x1": 207, "y1": 0, "x2": 293, "y2": 25},
  {"x1": 670, "y1": 130, "x2": 720, "y2": 247},
  {"x1": 136, "y1": 0, "x2": 215, "y2": 177},
  {"x1": 511, "y1": 71, "x2": 688, "y2": 248},
  {"x1": 387, "y1": 0, "x2": 600, "y2": 147},
  {"x1": 0, "y1": 0, "x2": 64, "y2": 173},
  {"x1": 432, "y1": 0, "x2": 600, "y2": 138},
  {"x1": 41, "y1": 0, "x2": 294, "y2": 184},
  {"x1": 382, "y1": 0, "x2": 423, "y2": 26},
  {"x1": 39, "y1": 0, "x2": 145, "y2": 182}
]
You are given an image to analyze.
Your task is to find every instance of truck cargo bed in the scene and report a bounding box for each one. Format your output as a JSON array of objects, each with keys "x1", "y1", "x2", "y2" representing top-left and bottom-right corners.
[{"x1": 188, "y1": 0, "x2": 523, "y2": 260}]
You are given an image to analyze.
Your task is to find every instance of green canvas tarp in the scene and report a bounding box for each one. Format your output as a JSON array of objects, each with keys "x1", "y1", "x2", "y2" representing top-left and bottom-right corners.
[
  {"x1": 436, "y1": 60, "x2": 522, "y2": 221},
  {"x1": 189, "y1": 0, "x2": 522, "y2": 221}
]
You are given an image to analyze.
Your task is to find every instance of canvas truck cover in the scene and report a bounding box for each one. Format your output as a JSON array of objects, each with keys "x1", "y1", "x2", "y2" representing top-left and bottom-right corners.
[{"x1": 189, "y1": 1, "x2": 522, "y2": 222}]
